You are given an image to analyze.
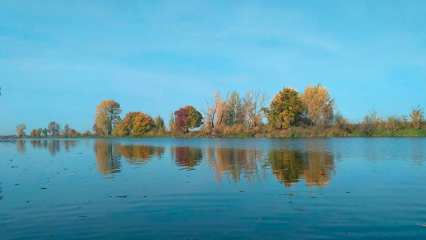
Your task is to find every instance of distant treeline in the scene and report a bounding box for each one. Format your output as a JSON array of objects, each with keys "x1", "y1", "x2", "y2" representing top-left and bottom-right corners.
[{"x1": 19, "y1": 85, "x2": 426, "y2": 138}]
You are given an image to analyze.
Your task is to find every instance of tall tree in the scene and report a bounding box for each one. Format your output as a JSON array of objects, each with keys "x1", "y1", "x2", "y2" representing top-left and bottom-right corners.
[
  {"x1": 16, "y1": 124, "x2": 26, "y2": 138},
  {"x1": 301, "y1": 85, "x2": 334, "y2": 126},
  {"x1": 94, "y1": 100, "x2": 121, "y2": 136},
  {"x1": 266, "y1": 88, "x2": 305, "y2": 129}
]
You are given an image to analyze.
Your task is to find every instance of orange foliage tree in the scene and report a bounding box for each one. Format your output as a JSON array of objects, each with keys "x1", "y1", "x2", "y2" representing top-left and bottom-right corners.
[{"x1": 113, "y1": 112, "x2": 154, "y2": 137}]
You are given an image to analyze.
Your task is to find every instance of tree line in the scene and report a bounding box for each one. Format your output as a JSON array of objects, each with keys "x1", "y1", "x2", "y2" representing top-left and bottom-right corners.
[
  {"x1": 20, "y1": 85, "x2": 425, "y2": 138},
  {"x1": 17, "y1": 121, "x2": 91, "y2": 138}
]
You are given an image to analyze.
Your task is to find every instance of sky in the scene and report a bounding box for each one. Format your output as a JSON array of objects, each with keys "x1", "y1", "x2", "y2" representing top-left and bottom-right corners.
[{"x1": 1, "y1": 0, "x2": 426, "y2": 134}]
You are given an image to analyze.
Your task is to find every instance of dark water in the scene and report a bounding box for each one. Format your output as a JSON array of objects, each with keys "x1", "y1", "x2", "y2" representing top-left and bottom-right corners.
[{"x1": 1, "y1": 138, "x2": 426, "y2": 239}]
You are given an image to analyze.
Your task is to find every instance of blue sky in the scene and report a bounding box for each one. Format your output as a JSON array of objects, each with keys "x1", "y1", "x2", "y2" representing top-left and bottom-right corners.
[{"x1": 1, "y1": 0, "x2": 425, "y2": 134}]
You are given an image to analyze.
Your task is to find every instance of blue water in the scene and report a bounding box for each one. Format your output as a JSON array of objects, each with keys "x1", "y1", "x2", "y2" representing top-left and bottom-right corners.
[{"x1": 1, "y1": 138, "x2": 426, "y2": 239}]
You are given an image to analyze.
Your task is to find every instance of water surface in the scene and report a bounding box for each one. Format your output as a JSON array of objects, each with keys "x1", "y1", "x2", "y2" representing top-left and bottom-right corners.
[{"x1": 1, "y1": 138, "x2": 426, "y2": 239}]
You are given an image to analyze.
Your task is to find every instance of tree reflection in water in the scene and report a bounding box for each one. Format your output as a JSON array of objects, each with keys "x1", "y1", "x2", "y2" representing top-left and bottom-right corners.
[
  {"x1": 29, "y1": 140, "x2": 78, "y2": 156},
  {"x1": 268, "y1": 149, "x2": 334, "y2": 187},
  {"x1": 16, "y1": 140, "x2": 26, "y2": 154},
  {"x1": 116, "y1": 144, "x2": 165, "y2": 164},
  {"x1": 94, "y1": 140, "x2": 121, "y2": 175},
  {"x1": 171, "y1": 147, "x2": 203, "y2": 170},
  {"x1": 22, "y1": 139, "x2": 335, "y2": 186},
  {"x1": 207, "y1": 147, "x2": 263, "y2": 182}
]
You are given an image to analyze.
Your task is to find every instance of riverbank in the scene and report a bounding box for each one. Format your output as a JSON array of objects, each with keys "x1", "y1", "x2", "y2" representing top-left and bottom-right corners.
[{"x1": 11, "y1": 127, "x2": 426, "y2": 140}]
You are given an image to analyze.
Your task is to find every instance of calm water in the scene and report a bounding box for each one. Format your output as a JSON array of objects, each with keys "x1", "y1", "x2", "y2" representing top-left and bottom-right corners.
[{"x1": 1, "y1": 138, "x2": 426, "y2": 239}]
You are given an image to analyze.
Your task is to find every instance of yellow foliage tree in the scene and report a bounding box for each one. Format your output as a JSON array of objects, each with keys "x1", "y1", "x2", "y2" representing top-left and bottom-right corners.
[
  {"x1": 94, "y1": 100, "x2": 121, "y2": 136},
  {"x1": 301, "y1": 85, "x2": 334, "y2": 126}
]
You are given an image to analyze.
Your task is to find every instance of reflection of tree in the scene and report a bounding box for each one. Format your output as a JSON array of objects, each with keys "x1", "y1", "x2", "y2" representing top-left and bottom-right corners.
[
  {"x1": 29, "y1": 140, "x2": 78, "y2": 155},
  {"x1": 269, "y1": 150, "x2": 304, "y2": 187},
  {"x1": 64, "y1": 140, "x2": 77, "y2": 152},
  {"x1": 304, "y1": 151, "x2": 334, "y2": 186},
  {"x1": 208, "y1": 147, "x2": 261, "y2": 182},
  {"x1": 171, "y1": 147, "x2": 202, "y2": 170},
  {"x1": 94, "y1": 140, "x2": 121, "y2": 175},
  {"x1": 16, "y1": 140, "x2": 26, "y2": 154},
  {"x1": 268, "y1": 149, "x2": 334, "y2": 187},
  {"x1": 47, "y1": 140, "x2": 60, "y2": 155},
  {"x1": 117, "y1": 144, "x2": 164, "y2": 164}
]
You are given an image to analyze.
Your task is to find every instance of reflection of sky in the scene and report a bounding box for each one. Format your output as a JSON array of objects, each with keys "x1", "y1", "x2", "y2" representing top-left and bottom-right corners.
[{"x1": 1, "y1": 1, "x2": 426, "y2": 134}]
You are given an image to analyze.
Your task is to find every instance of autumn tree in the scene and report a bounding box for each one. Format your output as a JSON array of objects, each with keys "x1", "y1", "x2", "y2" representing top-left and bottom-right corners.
[
  {"x1": 31, "y1": 129, "x2": 38, "y2": 137},
  {"x1": 94, "y1": 100, "x2": 121, "y2": 136},
  {"x1": 410, "y1": 107, "x2": 424, "y2": 129},
  {"x1": 31, "y1": 128, "x2": 43, "y2": 137},
  {"x1": 266, "y1": 88, "x2": 305, "y2": 129},
  {"x1": 113, "y1": 112, "x2": 154, "y2": 137},
  {"x1": 301, "y1": 85, "x2": 334, "y2": 126},
  {"x1": 16, "y1": 124, "x2": 26, "y2": 138},
  {"x1": 48, "y1": 121, "x2": 60, "y2": 136},
  {"x1": 174, "y1": 105, "x2": 203, "y2": 133}
]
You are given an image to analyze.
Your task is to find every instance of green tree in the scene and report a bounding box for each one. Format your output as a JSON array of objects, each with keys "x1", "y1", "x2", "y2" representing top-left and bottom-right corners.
[
  {"x1": 266, "y1": 88, "x2": 305, "y2": 129},
  {"x1": 42, "y1": 128, "x2": 48, "y2": 137},
  {"x1": 187, "y1": 106, "x2": 203, "y2": 129},
  {"x1": 94, "y1": 100, "x2": 121, "y2": 136},
  {"x1": 154, "y1": 116, "x2": 165, "y2": 132}
]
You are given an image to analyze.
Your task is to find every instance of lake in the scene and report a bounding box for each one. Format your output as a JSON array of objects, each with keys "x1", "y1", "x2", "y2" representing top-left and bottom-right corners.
[{"x1": 1, "y1": 138, "x2": 426, "y2": 239}]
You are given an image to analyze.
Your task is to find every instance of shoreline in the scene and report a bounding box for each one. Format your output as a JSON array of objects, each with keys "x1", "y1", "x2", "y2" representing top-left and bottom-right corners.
[{"x1": 6, "y1": 134, "x2": 426, "y2": 141}]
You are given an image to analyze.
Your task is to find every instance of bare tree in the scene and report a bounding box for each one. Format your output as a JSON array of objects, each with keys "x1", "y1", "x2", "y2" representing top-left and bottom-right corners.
[{"x1": 243, "y1": 91, "x2": 266, "y2": 128}]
